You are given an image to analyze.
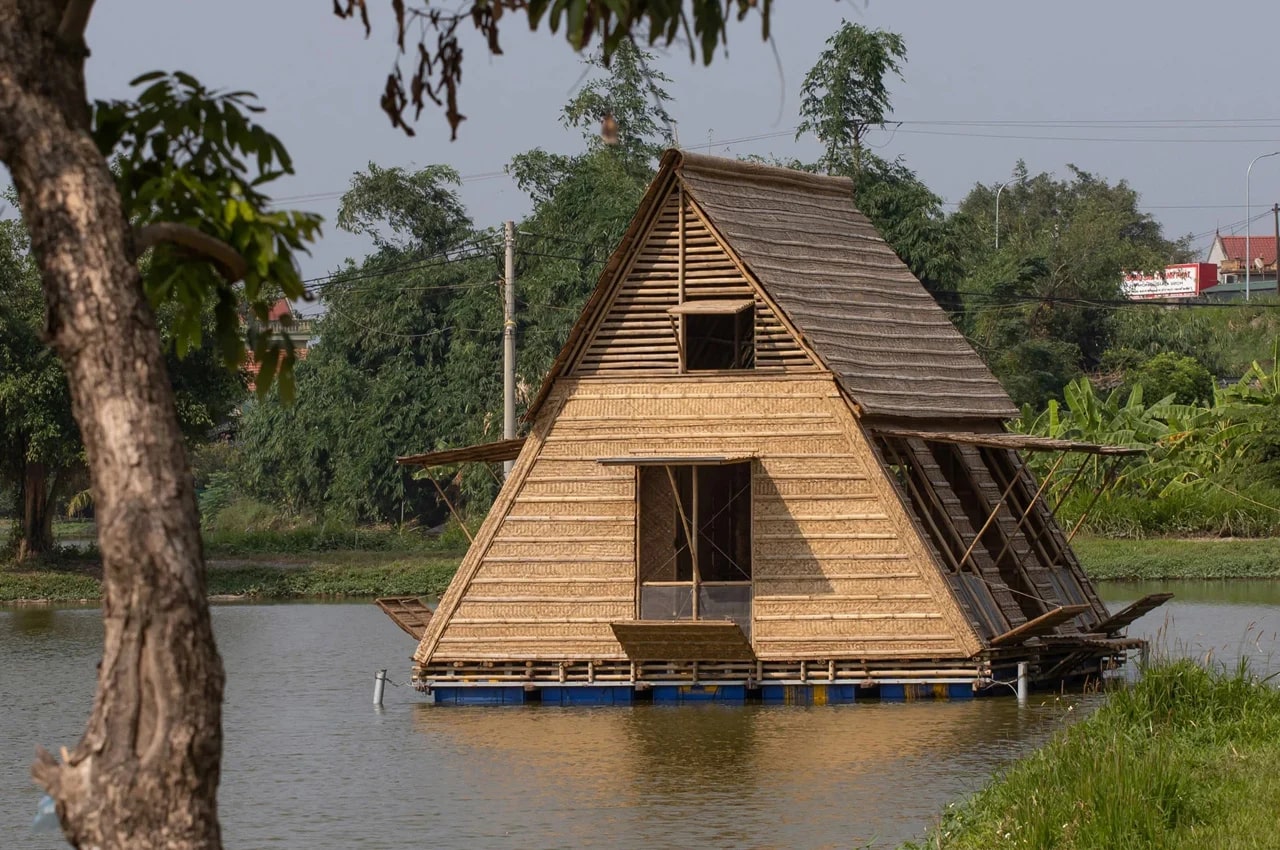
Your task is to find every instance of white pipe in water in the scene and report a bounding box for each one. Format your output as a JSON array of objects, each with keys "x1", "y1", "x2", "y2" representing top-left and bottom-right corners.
[
  {"x1": 1016, "y1": 661, "x2": 1029, "y2": 704},
  {"x1": 373, "y1": 669, "x2": 387, "y2": 706}
]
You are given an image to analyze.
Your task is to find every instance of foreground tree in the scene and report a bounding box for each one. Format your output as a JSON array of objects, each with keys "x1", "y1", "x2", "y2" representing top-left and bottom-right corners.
[
  {"x1": 1, "y1": 3, "x2": 778, "y2": 846},
  {"x1": 2, "y1": 11, "x2": 315, "y2": 848}
]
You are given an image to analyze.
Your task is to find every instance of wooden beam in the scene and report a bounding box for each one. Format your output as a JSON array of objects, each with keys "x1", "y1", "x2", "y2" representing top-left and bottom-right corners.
[{"x1": 988, "y1": 604, "x2": 1091, "y2": 647}]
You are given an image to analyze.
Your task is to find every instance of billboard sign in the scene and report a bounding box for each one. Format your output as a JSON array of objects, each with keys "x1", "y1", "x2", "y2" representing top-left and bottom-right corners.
[{"x1": 1121, "y1": 263, "x2": 1213, "y2": 300}]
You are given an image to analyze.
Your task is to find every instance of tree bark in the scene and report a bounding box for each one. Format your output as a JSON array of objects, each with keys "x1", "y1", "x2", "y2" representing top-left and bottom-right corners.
[
  {"x1": 16, "y1": 461, "x2": 54, "y2": 560},
  {"x1": 0, "y1": 2, "x2": 225, "y2": 848}
]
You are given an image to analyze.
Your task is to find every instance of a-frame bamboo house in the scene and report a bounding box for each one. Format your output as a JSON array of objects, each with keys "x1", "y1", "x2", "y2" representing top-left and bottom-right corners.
[{"x1": 386, "y1": 150, "x2": 1167, "y2": 705}]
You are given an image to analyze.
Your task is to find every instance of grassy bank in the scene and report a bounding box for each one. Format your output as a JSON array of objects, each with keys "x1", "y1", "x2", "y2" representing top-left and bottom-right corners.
[
  {"x1": 1, "y1": 550, "x2": 463, "y2": 603},
  {"x1": 1073, "y1": 536, "x2": 1280, "y2": 580},
  {"x1": 906, "y1": 660, "x2": 1280, "y2": 849},
  {"x1": 6, "y1": 523, "x2": 1280, "y2": 603}
]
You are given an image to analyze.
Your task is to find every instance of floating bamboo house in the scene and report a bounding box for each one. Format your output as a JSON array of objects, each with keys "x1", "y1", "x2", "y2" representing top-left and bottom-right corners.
[{"x1": 383, "y1": 150, "x2": 1168, "y2": 705}]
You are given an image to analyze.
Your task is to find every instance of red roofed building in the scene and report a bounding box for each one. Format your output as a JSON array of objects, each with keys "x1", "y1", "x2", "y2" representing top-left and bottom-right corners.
[
  {"x1": 1208, "y1": 233, "x2": 1277, "y2": 274},
  {"x1": 245, "y1": 299, "x2": 314, "y2": 391}
]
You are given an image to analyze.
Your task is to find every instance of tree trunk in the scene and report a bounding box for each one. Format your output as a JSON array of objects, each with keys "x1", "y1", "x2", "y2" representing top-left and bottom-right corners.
[
  {"x1": 0, "y1": 3, "x2": 225, "y2": 848},
  {"x1": 16, "y1": 461, "x2": 54, "y2": 560}
]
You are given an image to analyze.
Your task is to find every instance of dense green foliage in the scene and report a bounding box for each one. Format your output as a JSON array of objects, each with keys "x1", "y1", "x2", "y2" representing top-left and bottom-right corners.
[
  {"x1": 951, "y1": 164, "x2": 1194, "y2": 407},
  {"x1": 1013, "y1": 350, "x2": 1280, "y2": 536},
  {"x1": 229, "y1": 43, "x2": 664, "y2": 524},
  {"x1": 1073, "y1": 537, "x2": 1280, "y2": 581},
  {"x1": 8, "y1": 25, "x2": 1277, "y2": 542},
  {"x1": 908, "y1": 660, "x2": 1280, "y2": 850},
  {"x1": 1, "y1": 193, "x2": 246, "y2": 559}
]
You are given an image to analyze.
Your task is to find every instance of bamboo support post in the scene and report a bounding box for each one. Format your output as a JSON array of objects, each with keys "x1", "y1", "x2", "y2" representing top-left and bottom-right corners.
[
  {"x1": 1065, "y1": 457, "x2": 1123, "y2": 545},
  {"x1": 429, "y1": 477, "x2": 474, "y2": 544},
  {"x1": 955, "y1": 453, "x2": 1035, "y2": 573},
  {"x1": 986, "y1": 451, "x2": 1066, "y2": 573}
]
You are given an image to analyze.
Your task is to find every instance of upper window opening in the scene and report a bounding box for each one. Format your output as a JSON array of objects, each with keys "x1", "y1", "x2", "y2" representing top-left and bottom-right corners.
[{"x1": 670, "y1": 300, "x2": 755, "y2": 371}]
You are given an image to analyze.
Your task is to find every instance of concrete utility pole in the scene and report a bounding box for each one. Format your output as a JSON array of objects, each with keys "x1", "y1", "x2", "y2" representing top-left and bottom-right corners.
[
  {"x1": 1273, "y1": 204, "x2": 1279, "y2": 292},
  {"x1": 503, "y1": 221, "x2": 516, "y2": 477},
  {"x1": 995, "y1": 178, "x2": 1015, "y2": 250},
  {"x1": 1245, "y1": 151, "x2": 1280, "y2": 301}
]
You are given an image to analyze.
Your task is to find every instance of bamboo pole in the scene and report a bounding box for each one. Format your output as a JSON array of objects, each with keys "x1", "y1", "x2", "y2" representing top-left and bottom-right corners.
[
  {"x1": 954, "y1": 455, "x2": 1031, "y2": 573},
  {"x1": 429, "y1": 477, "x2": 474, "y2": 545},
  {"x1": 1064, "y1": 457, "x2": 1123, "y2": 545},
  {"x1": 985, "y1": 451, "x2": 1066, "y2": 574}
]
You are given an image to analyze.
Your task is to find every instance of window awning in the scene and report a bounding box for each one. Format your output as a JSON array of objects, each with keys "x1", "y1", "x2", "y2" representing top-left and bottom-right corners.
[
  {"x1": 597, "y1": 454, "x2": 755, "y2": 466},
  {"x1": 397, "y1": 437, "x2": 526, "y2": 468},
  {"x1": 666, "y1": 299, "x2": 755, "y2": 315},
  {"x1": 873, "y1": 428, "x2": 1145, "y2": 457},
  {"x1": 610, "y1": 621, "x2": 756, "y2": 661}
]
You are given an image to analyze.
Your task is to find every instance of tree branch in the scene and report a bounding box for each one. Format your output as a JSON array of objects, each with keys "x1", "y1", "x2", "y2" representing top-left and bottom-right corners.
[
  {"x1": 56, "y1": 0, "x2": 96, "y2": 49},
  {"x1": 135, "y1": 222, "x2": 249, "y2": 283}
]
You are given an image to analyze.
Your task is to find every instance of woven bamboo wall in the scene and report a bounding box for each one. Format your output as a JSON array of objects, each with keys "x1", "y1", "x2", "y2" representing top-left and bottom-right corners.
[
  {"x1": 570, "y1": 188, "x2": 815, "y2": 374},
  {"x1": 419, "y1": 375, "x2": 981, "y2": 664}
]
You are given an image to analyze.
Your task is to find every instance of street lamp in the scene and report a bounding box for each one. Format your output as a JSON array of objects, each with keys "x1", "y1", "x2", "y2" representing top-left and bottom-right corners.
[
  {"x1": 1246, "y1": 151, "x2": 1280, "y2": 301},
  {"x1": 995, "y1": 178, "x2": 1016, "y2": 250}
]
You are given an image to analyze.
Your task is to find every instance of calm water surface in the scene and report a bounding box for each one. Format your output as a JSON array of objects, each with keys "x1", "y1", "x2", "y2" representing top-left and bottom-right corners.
[{"x1": 3, "y1": 581, "x2": 1278, "y2": 849}]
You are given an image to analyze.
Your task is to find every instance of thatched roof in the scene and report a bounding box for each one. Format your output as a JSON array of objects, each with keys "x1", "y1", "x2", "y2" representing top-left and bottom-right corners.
[
  {"x1": 675, "y1": 152, "x2": 1016, "y2": 421},
  {"x1": 527, "y1": 150, "x2": 1017, "y2": 422}
]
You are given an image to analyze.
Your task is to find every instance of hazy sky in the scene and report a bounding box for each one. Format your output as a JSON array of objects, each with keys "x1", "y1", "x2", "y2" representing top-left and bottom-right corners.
[{"x1": 13, "y1": 2, "x2": 1280, "y2": 285}]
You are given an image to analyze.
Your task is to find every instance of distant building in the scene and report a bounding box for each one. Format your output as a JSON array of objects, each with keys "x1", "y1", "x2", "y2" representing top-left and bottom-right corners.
[
  {"x1": 244, "y1": 299, "x2": 315, "y2": 391},
  {"x1": 1204, "y1": 233, "x2": 1278, "y2": 299}
]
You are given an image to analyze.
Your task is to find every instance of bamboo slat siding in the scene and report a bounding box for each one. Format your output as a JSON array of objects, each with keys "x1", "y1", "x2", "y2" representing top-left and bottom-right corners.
[
  {"x1": 570, "y1": 189, "x2": 814, "y2": 375},
  {"x1": 417, "y1": 375, "x2": 981, "y2": 665}
]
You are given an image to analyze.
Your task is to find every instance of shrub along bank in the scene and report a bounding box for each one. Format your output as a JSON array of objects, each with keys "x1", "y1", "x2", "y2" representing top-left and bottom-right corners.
[{"x1": 905, "y1": 659, "x2": 1280, "y2": 850}]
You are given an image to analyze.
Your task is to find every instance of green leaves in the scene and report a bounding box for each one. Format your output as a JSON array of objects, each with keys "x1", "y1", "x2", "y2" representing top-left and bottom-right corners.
[
  {"x1": 92, "y1": 71, "x2": 322, "y2": 398},
  {"x1": 796, "y1": 21, "x2": 906, "y2": 176},
  {"x1": 346, "y1": 1, "x2": 772, "y2": 138}
]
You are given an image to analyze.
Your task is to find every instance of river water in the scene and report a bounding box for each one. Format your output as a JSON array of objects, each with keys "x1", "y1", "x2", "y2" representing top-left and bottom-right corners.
[{"x1": 3, "y1": 581, "x2": 1279, "y2": 849}]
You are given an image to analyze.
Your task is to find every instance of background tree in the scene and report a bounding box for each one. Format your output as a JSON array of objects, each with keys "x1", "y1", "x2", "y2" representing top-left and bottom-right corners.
[
  {"x1": 796, "y1": 21, "x2": 906, "y2": 182},
  {"x1": 0, "y1": 211, "x2": 78, "y2": 559},
  {"x1": 951, "y1": 164, "x2": 1192, "y2": 407},
  {"x1": 1, "y1": 209, "x2": 245, "y2": 559},
  {"x1": 510, "y1": 42, "x2": 671, "y2": 386},
  {"x1": 793, "y1": 22, "x2": 957, "y2": 294},
  {"x1": 236, "y1": 164, "x2": 500, "y2": 524}
]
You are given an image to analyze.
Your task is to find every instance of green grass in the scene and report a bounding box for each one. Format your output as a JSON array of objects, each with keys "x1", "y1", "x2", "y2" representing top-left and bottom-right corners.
[
  {"x1": 1, "y1": 550, "x2": 464, "y2": 603},
  {"x1": 905, "y1": 659, "x2": 1280, "y2": 850},
  {"x1": 1065, "y1": 487, "x2": 1280, "y2": 539},
  {"x1": 1074, "y1": 536, "x2": 1280, "y2": 580},
  {"x1": 0, "y1": 567, "x2": 101, "y2": 603},
  {"x1": 204, "y1": 554, "x2": 461, "y2": 598}
]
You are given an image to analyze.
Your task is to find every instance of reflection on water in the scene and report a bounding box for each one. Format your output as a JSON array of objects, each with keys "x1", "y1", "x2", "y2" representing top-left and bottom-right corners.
[
  {"x1": 411, "y1": 699, "x2": 1076, "y2": 848},
  {"x1": 2, "y1": 580, "x2": 1278, "y2": 849}
]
